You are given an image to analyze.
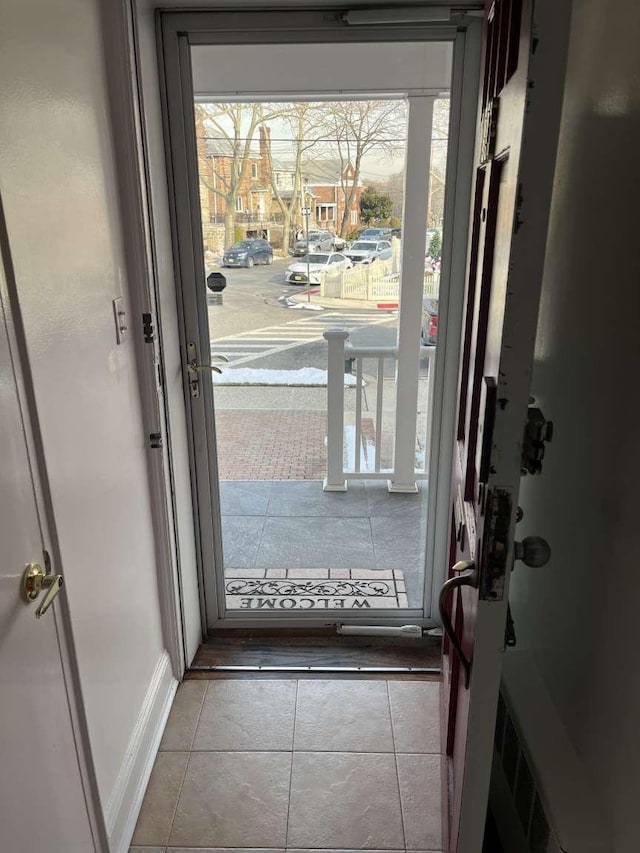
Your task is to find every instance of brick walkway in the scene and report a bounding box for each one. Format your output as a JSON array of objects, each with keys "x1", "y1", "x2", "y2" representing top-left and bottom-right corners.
[
  {"x1": 216, "y1": 409, "x2": 393, "y2": 479},
  {"x1": 216, "y1": 410, "x2": 328, "y2": 479}
]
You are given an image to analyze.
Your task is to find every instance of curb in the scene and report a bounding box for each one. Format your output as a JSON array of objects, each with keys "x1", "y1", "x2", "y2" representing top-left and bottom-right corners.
[{"x1": 287, "y1": 293, "x2": 398, "y2": 312}]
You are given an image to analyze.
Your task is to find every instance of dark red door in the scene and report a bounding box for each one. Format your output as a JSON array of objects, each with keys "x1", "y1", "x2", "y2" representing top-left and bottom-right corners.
[{"x1": 439, "y1": 1, "x2": 570, "y2": 849}]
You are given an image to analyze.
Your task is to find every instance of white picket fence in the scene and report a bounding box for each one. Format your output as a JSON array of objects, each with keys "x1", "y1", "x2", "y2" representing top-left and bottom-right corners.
[{"x1": 320, "y1": 261, "x2": 440, "y2": 302}]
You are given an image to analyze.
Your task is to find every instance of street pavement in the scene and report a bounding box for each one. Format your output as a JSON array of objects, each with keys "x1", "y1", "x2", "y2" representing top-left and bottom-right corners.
[{"x1": 208, "y1": 257, "x2": 399, "y2": 372}]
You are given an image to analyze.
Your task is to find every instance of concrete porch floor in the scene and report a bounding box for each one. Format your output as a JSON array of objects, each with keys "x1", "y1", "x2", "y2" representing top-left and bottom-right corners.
[{"x1": 221, "y1": 479, "x2": 428, "y2": 610}]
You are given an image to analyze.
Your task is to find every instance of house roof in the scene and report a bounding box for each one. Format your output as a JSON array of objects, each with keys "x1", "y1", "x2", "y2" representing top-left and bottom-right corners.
[
  {"x1": 276, "y1": 188, "x2": 316, "y2": 200},
  {"x1": 206, "y1": 138, "x2": 261, "y2": 158},
  {"x1": 303, "y1": 159, "x2": 346, "y2": 182},
  {"x1": 277, "y1": 158, "x2": 359, "y2": 185},
  {"x1": 271, "y1": 157, "x2": 292, "y2": 173}
]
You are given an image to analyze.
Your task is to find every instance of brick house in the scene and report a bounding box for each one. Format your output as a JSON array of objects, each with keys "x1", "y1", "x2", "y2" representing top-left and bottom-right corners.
[
  {"x1": 302, "y1": 159, "x2": 363, "y2": 235},
  {"x1": 274, "y1": 157, "x2": 363, "y2": 235},
  {"x1": 195, "y1": 110, "x2": 363, "y2": 246},
  {"x1": 195, "y1": 110, "x2": 273, "y2": 229}
]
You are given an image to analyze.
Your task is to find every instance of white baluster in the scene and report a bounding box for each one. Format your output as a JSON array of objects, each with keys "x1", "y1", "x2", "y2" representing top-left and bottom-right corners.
[{"x1": 323, "y1": 328, "x2": 349, "y2": 491}]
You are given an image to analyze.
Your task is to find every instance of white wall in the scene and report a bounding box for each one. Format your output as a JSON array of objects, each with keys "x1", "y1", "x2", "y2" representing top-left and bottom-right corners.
[
  {"x1": 0, "y1": 0, "x2": 173, "y2": 845},
  {"x1": 508, "y1": 0, "x2": 640, "y2": 849}
]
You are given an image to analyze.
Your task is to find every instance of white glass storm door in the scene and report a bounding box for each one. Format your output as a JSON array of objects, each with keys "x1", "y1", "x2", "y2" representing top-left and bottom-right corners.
[{"x1": 159, "y1": 10, "x2": 480, "y2": 629}]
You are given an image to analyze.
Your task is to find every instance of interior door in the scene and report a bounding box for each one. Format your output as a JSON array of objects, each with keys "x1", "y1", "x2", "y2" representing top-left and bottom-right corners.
[
  {"x1": 439, "y1": 1, "x2": 569, "y2": 850},
  {"x1": 0, "y1": 226, "x2": 96, "y2": 852}
]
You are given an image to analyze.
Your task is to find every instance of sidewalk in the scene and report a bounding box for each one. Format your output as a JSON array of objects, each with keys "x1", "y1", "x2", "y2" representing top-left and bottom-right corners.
[{"x1": 287, "y1": 291, "x2": 399, "y2": 311}]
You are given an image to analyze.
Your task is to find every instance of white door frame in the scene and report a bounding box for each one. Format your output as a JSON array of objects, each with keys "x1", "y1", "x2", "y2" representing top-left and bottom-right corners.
[{"x1": 156, "y1": 9, "x2": 481, "y2": 631}]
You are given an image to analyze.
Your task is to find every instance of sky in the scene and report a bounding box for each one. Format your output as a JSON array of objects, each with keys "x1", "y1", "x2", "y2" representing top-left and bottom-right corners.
[{"x1": 198, "y1": 98, "x2": 450, "y2": 183}]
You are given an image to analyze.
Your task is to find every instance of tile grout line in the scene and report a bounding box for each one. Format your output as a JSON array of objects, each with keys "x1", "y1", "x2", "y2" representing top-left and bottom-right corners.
[
  {"x1": 163, "y1": 750, "x2": 191, "y2": 849},
  {"x1": 170, "y1": 748, "x2": 437, "y2": 755},
  {"x1": 283, "y1": 679, "x2": 300, "y2": 849},
  {"x1": 247, "y1": 489, "x2": 271, "y2": 575},
  {"x1": 367, "y1": 514, "x2": 383, "y2": 583},
  {"x1": 250, "y1": 514, "x2": 268, "y2": 571},
  {"x1": 188, "y1": 681, "x2": 209, "y2": 751},
  {"x1": 387, "y1": 679, "x2": 408, "y2": 852}
]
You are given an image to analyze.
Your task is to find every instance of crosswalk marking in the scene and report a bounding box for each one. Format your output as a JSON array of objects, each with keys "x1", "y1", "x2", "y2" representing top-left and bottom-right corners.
[{"x1": 210, "y1": 310, "x2": 395, "y2": 366}]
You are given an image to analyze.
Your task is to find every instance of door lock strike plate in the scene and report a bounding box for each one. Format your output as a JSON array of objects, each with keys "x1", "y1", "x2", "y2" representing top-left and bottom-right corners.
[{"x1": 187, "y1": 342, "x2": 200, "y2": 398}]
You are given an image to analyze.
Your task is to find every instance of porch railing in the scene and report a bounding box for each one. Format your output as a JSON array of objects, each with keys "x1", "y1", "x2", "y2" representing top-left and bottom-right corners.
[{"x1": 323, "y1": 328, "x2": 436, "y2": 492}]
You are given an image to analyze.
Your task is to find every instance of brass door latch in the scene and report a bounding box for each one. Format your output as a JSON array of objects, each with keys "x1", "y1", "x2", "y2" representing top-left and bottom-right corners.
[{"x1": 21, "y1": 562, "x2": 63, "y2": 619}]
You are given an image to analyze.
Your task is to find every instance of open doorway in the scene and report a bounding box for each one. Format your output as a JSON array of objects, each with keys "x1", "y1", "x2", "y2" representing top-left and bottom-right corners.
[
  {"x1": 159, "y1": 18, "x2": 478, "y2": 634},
  {"x1": 195, "y1": 94, "x2": 449, "y2": 617}
]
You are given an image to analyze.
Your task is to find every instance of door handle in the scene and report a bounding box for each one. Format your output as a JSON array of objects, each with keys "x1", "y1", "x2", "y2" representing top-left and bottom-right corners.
[
  {"x1": 190, "y1": 353, "x2": 229, "y2": 373},
  {"x1": 188, "y1": 354, "x2": 229, "y2": 374},
  {"x1": 187, "y1": 343, "x2": 228, "y2": 397},
  {"x1": 438, "y1": 560, "x2": 478, "y2": 688},
  {"x1": 21, "y1": 562, "x2": 64, "y2": 619}
]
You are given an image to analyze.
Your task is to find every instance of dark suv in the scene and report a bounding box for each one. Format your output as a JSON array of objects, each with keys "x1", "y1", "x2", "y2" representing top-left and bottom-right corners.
[{"x1": 222, "y1": 239, "x2": 273, "y2": 268}]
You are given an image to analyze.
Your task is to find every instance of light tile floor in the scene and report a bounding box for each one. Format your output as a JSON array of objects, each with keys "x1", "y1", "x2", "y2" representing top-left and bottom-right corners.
[{"x1": 131, "y1": 678, "x2": 443, "y2": 853}]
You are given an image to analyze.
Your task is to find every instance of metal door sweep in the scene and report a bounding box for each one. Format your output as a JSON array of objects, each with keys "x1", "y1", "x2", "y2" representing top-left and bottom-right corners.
[{"x1": 190, "y1": 664, "x2": 441, "y2": 674}]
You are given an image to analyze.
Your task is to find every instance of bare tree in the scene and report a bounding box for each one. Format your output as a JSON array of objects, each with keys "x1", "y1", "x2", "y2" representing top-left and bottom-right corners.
[
  {"x1": 318, "y1": 101, "x2": 406, "y2": 237},
  {"x1": 195, "y1": 103, "x2": 286, "y2": 249},
  {"x1": 261, "y1": 103, "x2": 325, "y2": 252},
  {"x1": 363, "y1": 99, "x2": 450, "y2": 230},
  {"x1": 428, "y1": 99, "x2": 450, "y2": 228}
]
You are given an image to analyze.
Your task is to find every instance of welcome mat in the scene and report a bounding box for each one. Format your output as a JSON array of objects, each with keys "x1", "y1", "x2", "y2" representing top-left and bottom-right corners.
[{"x1": 225, "y1": 568, "x2": 408, "y2": 611}]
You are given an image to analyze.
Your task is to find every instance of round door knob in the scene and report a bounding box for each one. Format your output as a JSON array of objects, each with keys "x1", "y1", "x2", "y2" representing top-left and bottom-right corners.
[{"x1": 514, "y1": 536, "x2": 551, "y2": 567}]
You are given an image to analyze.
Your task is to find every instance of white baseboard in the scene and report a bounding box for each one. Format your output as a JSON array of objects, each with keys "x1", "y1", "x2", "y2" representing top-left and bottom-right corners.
[{"x1": 104, "y1": 650, "x2": 177, "y2": 853}]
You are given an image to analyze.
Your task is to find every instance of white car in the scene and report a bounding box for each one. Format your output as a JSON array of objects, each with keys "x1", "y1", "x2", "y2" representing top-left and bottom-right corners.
[
  {"x1": 345, "y1": 239, "x2": 393, "y2": 264},
  {"x1": 285, "y1": 252, "x2": 352, "y2": 285}
]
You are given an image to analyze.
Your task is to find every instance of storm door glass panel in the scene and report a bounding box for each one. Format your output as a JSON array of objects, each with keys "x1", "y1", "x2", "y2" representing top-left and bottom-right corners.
[{"x1": 189, "y1": 39, "x2": 453, "y2": 620}]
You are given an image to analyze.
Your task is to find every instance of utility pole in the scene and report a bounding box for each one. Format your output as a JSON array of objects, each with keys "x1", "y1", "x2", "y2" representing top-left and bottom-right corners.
[{"x1": 301, "y1": 176, "x2": 312, "y2": 304}]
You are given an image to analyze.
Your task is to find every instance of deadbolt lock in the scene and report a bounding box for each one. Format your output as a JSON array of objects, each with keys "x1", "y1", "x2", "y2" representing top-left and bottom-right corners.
[{"x1": 21, "y1": 562, "x2": 64, "y2": 619}]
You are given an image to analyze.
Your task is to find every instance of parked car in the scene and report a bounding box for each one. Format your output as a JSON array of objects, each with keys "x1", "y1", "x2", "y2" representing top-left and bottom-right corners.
[
  {"x1": 293, "y1": 230, "x2": 335, "y2": 255},
  {"x1": 358, "y1": 227, "x2": 392, "y2": 240},
  {"x1": 345, "y1": 239, "x2": 393, "y2": 264},
  {"x1": 285, "y1": 252, "x2": 352, "y2": 285},
  {"x1": 331, "y1": 233, "x2": 349, "y2": 250},
  {"x1": 421, "y1": 298, "x2": 439, "y2": 345},
  {"x1": 222, "y1": 238, "x2": 273, "y2": 268}
]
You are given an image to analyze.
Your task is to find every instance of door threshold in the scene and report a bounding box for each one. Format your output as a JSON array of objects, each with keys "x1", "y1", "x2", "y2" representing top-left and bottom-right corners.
[
  {"x1": 190, "y1": 664, "x2": 440, "y2": 674},
  {"x1": 188, "y1": 631, "x2": 442, "y2": 677}
]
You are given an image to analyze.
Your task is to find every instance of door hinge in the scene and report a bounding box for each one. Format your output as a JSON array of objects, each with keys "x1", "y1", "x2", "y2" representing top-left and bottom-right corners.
[
  {"x1": 142, "y1": 312, "x2": 155, "y2": 343},
  {"x1": 521, "y1": 404, "x2": 553, "y2": 475},
  {"x1": 149, "y1": 432, "x2": 163, "y2": 449}
]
